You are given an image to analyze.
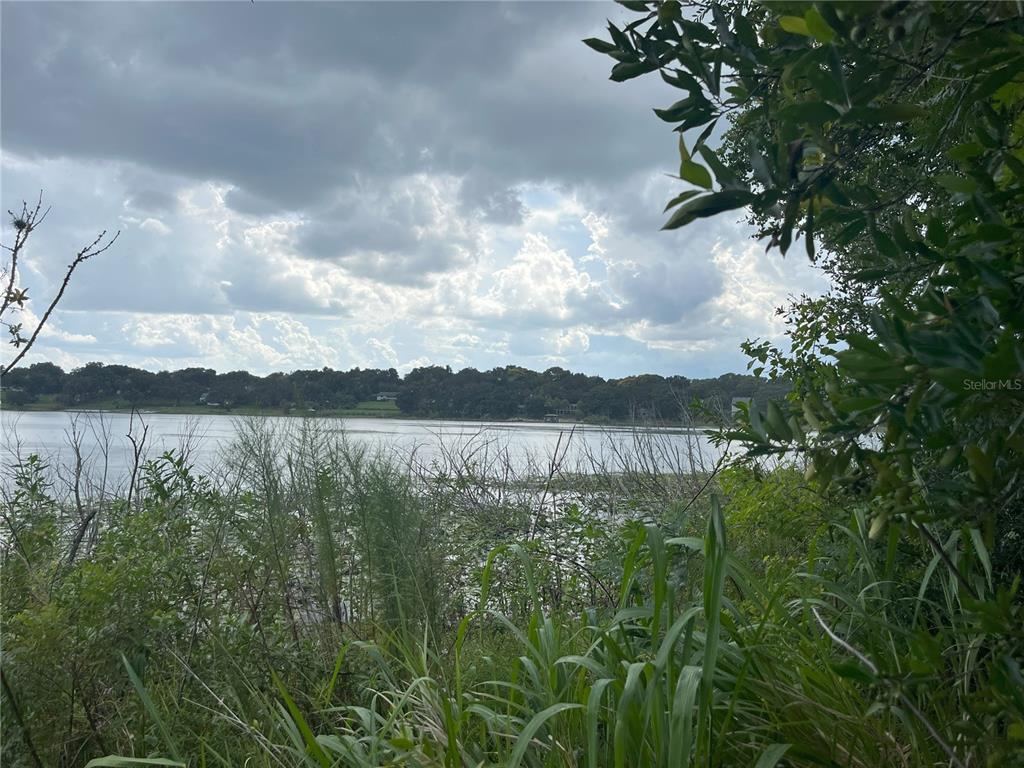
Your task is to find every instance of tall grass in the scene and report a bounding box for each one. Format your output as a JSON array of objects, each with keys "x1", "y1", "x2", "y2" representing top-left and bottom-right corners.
[{"x1": 1, "y1": 415, "x2": 1020, "y2": 766}]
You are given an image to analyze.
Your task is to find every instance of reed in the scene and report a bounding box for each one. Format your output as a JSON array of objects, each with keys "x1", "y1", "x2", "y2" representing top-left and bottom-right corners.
[{"x1": 1, "y1": 414, "x2": 1019, "y2": 766}]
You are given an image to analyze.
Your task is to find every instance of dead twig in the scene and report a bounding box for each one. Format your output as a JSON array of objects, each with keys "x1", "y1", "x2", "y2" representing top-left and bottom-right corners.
[{"x1": 2, "y1": 192, "x2": 118, "y2": 375}]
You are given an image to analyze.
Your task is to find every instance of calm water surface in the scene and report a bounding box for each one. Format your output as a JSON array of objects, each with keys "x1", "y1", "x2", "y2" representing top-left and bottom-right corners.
[{"x1": 1, "y1": 410, "x2": 723, "y2": 490}]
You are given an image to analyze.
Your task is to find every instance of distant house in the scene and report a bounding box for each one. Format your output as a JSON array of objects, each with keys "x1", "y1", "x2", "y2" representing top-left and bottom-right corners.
[
  {"x1": 375, "y1": 391, "x2": 399, "y2": 402},
  {"x1": 544, "y1": 413, "x2": 559, "y2": 423}
]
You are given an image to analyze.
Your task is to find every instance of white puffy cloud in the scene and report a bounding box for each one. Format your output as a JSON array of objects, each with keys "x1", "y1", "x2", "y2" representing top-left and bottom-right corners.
[
  {"x1": 475, "y1": 234, "x2": 602, "y2": 325},
  {"x1": 2, "y1": 2, "x2": 828, "y2": 380}
]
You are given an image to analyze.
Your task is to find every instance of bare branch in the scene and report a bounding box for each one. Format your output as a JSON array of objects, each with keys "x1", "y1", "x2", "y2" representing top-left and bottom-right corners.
[{"x1": 2, "y1": 202, "x2": 119, "y2": 375}]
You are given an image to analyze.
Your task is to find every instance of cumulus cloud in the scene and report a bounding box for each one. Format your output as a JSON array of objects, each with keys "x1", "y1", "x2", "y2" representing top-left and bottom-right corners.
[
  {"x1": 477, "y1": 234, "x2": 603, "y2": 326},
  {"x1": 299, "y1": 174, "x2": 483, "y2": 285},
  {"x1": 2, "y1": 1, "x2": 828, "y2": 379}
]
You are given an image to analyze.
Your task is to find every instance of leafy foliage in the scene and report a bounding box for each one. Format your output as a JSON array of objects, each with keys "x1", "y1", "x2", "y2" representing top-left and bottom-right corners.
[
  {"x1": 3, "y1": 2, "x2": 1024, "y2": 766},
  {"x1": 589, "y1": 0, "x2": 1024, "y2": 548},
  {"x1": 584, "y1": 0, "x2": 1024, "y2": 762}
]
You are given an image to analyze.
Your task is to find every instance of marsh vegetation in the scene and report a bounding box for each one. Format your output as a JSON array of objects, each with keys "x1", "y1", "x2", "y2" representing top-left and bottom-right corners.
[
  {"x1": 0, "y1": 412, "x2": 1019, "y2": 766},
  {"x1": 3, "y1": 0, "x2": 1023, "y2": 765}
]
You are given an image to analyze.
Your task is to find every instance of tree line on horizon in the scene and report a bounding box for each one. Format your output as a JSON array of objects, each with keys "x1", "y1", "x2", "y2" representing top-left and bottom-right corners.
[{"x1": 1, "y1": 360, "x2": 789, "y2": 421}]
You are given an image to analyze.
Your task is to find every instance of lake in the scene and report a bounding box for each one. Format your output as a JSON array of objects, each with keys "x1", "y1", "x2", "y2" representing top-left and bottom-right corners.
[{"x1": 1, "y1": 410, "x2": 725, "y2": 492}]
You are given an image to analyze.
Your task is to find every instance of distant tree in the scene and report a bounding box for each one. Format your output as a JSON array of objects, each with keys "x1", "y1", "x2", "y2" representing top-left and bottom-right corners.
[
  {"x1": 6, "y1": 356, "x2": 787, "y2": 426},
  {"x1": 2, "y1": 361, "x2": 66, "y2": 404},
  {"x1": 21, "y1": 361, "x2": 66, "y2": 394},
  {"x1": 1, "y1": 193, "x2": 118, "y2": 376}
]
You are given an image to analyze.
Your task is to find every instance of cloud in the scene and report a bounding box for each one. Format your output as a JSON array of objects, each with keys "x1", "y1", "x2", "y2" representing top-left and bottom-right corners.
[
  {"x1": 139, "y1": 217, "x2": 170, "y2": 235},
  {"x1": 298, "y1": 174, "x2": 483, "y2": 285},
  {"x1": 124, "y1": 189, "x2": 178, "y2": 214},
  {"x1": 2, "y1": 2, "x2": 829, "y2": 380},
  {"x1": 2, "y1": 3, "x2": 667, "y2": 213}
]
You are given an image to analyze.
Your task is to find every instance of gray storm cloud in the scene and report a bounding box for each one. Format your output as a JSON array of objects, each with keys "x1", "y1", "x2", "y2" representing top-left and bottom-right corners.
[{"x1": 1, "y1": 1, "x2": 826, "y2": 377}]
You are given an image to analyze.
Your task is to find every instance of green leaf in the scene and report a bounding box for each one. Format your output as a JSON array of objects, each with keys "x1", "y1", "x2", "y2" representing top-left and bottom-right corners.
[
  {"x1": 747, "y1": 402, "x2": 768, "y2": 441},
  {"x1": 655, "y1": 96, "x2": 696, "y2": 123},
  {"x1": 766, "y1": 400, "x2": 793, "y2": 441},
  {"x1": 935, "y1": 174, "x2": 977, "y2": 194},
  {"x1": 610, "y1": 60, "x2": 659, "y2": 82},
  {"x1": 871, "y1": 229, "x2": 899, "y2": 259},
  {"x1": 583, "y1": 38, "x2": 618, "y2": 54},
  {"x1": 836, "y1": 216, "x2": 867, "y2": 246},
  {"x1": 678, "y1": 133, "x2": 691, "y2": 164},
  {"x1": 780, "y1": 15, "x2": 811, "y2": 36},
  {"x1": 976, "y1": 223, "x2": 1012, "y2": 241},
  {"x1": 844, "y1": 104, "x2": 926, "y2": 123},
  {"x1": 607, "y1": 22, "x2": 631, "y2": 52},
  {"x1": 973, "y1": 60, "x2": 1024, "y2": 101},
  {"x1": 698, "y1": 145, "x2": 740, "y2": 188},
  {"x1": 804, "y1": 8, "x2": 835, "y2": 43},
  {"x1": 662, "y1": 190, "x2": 756, "y2": 230},
  {"x1": 779, "y1": 101, "x2": 840, "y2": 125},
  {"x1": 658, "y1": 0, "x2": 682, "y2": 24},
  {"x1": 965, "y1": 443, "x2": 994, "y2": 485},
  {"x1": 947, "y1": 142, "x2": 984, "y2": 161},
  {"x1": 691, "y1": 117, "x2": 719, "y2": 154},
  {"x1": 661, "y1": 68, "x2": 701, "y2": 92},
  {"x1": 831, "y1": 661, "x2": 875, "y2": 685},
  {"x1": 929, "y1": 368, "x2": 976, "y2": 392},
  {"x1": 586, "y1": 679, "x2": 614, "y2": 768},
  {"x1": 926, "y1": 217, "x2": 948, "y2": 247},
  {"x1": 967, "y1": 527, "x2": 993, "y2": 589},
  {"x1": 668, "y1": 666, "x2": 701, "y2": 766},
  {"x1": 663, "y1": 189, "x2": 702, "y2": 212},
  {"x1": 680, "y1": 160, "x2": 714, "y2": 189},
  {"x1": 1002, "y1": 152, "x2": 1024, "y2": 182}
]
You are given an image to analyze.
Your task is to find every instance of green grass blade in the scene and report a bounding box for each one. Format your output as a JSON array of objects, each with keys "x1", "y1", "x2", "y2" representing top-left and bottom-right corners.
[
  {"x1": 121, "y1": 655, "x2": 182, "y2": 761},
  {"x1": 614, "y1": 661, "x2": 649, "y2": 768},
  {"x1": 700, "y1": 496, "x2": 727, "y2": 761},
  {"x1": 753, "y1": 743, "x2": 791, "y2": 768},
  {"x1": 271, "y1": 671, "x2": 331, "y2": 767},
  {"x1": 668, "y1": 665, "x2": 701, "y2": 767},
  {"x1": 507, "y1": 702, "x2": 582, "y2": 768},
  {"x1": 586, "y1": 678, "x2": 614, "y2": 768},
  {"x1": 85, "y1": 760, "x2": 186, "y2": 768},
  {"x1": 321, "y1": 642, "x2": 350, "y2": 707}
]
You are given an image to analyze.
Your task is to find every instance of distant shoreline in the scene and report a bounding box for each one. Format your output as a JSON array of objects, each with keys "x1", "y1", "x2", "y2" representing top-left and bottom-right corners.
[{"x1": 1, "y1": 403, "x2": 718, "y2": 430}]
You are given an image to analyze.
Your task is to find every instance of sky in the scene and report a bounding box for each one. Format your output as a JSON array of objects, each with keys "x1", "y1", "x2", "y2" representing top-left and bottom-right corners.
[{"x1": 1, "y1": 1, "x2": 826, "y2": 379}]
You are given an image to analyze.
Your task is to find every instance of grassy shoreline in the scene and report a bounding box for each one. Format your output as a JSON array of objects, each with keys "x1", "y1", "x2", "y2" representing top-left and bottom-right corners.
[{"x1": 3, "y1": 421, "x2": 1010, "y2": 766}]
